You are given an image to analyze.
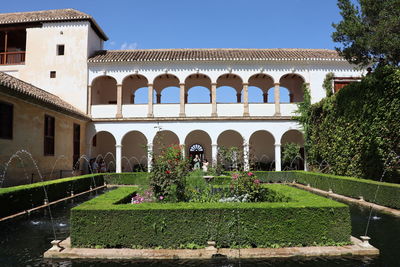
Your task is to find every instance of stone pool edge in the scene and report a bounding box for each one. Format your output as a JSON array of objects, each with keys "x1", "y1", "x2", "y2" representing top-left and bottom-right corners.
[{"x1": 43, "y1": 236, "x2": 378, "y2": 260}]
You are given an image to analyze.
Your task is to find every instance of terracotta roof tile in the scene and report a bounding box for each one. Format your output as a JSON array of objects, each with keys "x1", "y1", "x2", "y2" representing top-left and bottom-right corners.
[
  {"x1": 0, "y1": 72, "x2": 89, "y2": 120},
  {"x1": 88, "y1": 48, "x2": 343, "y2": 63},
  {"x1": 0, "y1": 9, "x2": 107, "y2": 40}
]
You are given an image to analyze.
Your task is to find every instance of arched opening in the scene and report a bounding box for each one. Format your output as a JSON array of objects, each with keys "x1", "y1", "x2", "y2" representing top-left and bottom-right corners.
[
  {"x1": 90, "y1": 131, "x2": 116, "y2": 173},
  {"x1": 184, "y1": 130, "x2": 212, "y2": 167},
  {"x1": 153, "y1": 130, "x2": 180, "y2": 157},
  {"x1": 280, "y1": 87, "x2": 291, "y2": 103},
  {"x1": 121, "y1": 131, "x2": 148, "y2": 172},
  {"x1": 217, "y1": 130, "x2": 244, "y2": 171},
  {"x1": 122, "y1": 74, "x2": 148, "y2": 104},
  {"x1": 248, "y1": 74, "x2": 274, "y2": 103},
  {"x1": 91, "y1": 76, "x2": 117, "y2": 105},
  {"x1": 133, "y1": 87, "x2": 149, "y2": 104},
  {"x1": 279, "y1": 74, "x2": 305, "y2": 103},
  {"x1": 185, "y1": 74, "x2": 211, "y2": 103},
  {"x1": 249, "y1": 130, "x2": 275, "y2": 171},
  {"x1": 153, "y1": 74, "x2": 180, "y2": 104},
  {"x1": 217, "y1": 74, "x2": 243, "y2": 103},
  {"x1": 281, "y1": 129, "x2": 305, "y2": 170}
]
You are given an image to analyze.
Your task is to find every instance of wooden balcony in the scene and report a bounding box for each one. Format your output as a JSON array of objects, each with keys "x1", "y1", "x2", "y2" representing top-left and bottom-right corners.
[{"x1": 0, "y1": 51, "x2": 25, "y2": 65}]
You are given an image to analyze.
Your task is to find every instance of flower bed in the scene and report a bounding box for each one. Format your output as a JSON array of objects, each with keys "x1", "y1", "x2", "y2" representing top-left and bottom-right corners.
[{"x1": 70, "y1": 184, "x2": 351, "y2": 249}]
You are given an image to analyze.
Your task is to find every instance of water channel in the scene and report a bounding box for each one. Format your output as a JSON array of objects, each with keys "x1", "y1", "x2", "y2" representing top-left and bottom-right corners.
[{"x1": 0, "y1": 189, "x2": 399, "y2": 267}]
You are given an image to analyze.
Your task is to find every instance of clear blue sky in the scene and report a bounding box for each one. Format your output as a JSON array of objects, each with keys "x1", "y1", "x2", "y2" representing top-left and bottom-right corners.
[
  {"x1": 1, "y1": 1, "x2": 346, "y2": 103},
  {"x1": 2, "y1": 0, "x2": 345, "y2": 50}
]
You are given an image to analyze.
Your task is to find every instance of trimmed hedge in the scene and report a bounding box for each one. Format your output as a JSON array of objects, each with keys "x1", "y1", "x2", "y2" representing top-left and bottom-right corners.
[
  {"x1": 250, "y1": 171, "x2": 400, "y2": 209},
  {"x1": 104, "y1": 172, "x2": 149, "y2": 185},
  {"x1": 71, "y1": 184, "x2": 350, "y2": 249},
  {"x1": 0, "y1": 173, "x2": 104, "y2": 218}
]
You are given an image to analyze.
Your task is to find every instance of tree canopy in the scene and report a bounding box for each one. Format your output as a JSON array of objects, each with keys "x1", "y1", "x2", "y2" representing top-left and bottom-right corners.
[{"x1": 332, "y1": 0, "x2": 400, "y2": 66}]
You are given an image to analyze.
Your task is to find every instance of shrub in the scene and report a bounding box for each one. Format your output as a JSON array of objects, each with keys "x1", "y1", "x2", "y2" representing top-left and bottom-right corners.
[
  {"x1": 71, "y1": 184, "x2": 350, "y2": 249},
  {"x1": 0, "y1": 173, "x2": 104, "y2": 217},
  {"x1": 149, "y1": 144, "x2": 190, "y2": 202},
  {"x1": 103, "y1": 172, "x2": 149, "y2": 185}
]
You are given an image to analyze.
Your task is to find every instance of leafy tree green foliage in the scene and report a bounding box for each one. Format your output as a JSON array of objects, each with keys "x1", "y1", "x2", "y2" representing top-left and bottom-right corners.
[
  {"x1": 305, "y1": 66, "x2": 400, "y2": 182},
  {"x1": 282, "y1": 143, "x2": 301, "y2": 168},
  {"x1": 323, "y1": 72, "x2": 334, "y2": 97},
  {"x1": 332, "y1": 0, "x2": 400, "y2": 66}
]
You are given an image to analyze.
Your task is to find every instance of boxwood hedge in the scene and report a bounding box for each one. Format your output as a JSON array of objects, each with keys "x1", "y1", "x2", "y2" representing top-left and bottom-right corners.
[
  {"x1": 250, "y1": 171, "x2": 400, "y2": 209},
  {"x1": 0, "y1": 174, "x2": 104, "y2": 218},
  {"x1": 71, "y1": 184, "x2": 350, "y2": 249},
  {"x1": 103, "y1": 172, "x2": 149, "y2": 185}
]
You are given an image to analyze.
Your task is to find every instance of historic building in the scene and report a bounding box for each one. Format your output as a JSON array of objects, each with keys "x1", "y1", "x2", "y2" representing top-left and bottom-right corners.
[{"x1": 0, "y1": 9, "x2": 364, "y2": 184}]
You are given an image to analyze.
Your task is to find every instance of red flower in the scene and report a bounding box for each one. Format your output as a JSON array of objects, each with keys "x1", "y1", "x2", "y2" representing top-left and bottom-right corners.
[
  {"x1": 247, "y1": 172, "x2": 254, "y2": 176},
  {"x1": 165, "y1": 170, "x2": 171, "y2": 174}
]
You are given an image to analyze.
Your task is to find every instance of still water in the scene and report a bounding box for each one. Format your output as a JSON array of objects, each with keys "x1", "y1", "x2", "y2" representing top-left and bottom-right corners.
[{"x1": 0, "y1": 190, "x2": 399, "y2": 267}]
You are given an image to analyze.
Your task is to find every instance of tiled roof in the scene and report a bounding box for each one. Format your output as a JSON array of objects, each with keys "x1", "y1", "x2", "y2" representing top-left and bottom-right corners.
[
  {"x1": 0, "y1": 8, "x2": 107, "y2": 40},
  {"x1": 88, "y1": 48, "x2": 344, "y2": 63},
  {"x1": 0, "y1": 72, "x2": 89, "y2": 120}
]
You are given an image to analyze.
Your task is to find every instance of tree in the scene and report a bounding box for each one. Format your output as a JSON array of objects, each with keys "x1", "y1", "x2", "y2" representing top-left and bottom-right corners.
[{"x1": 332, "y1": 0, "x2": 400, "y2": 66}]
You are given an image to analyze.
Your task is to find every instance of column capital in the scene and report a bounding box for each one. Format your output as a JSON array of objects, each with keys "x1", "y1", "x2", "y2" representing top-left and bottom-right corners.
[
  {"x1": 211, "y1": 82, "x2": 217, "y2": 86},
  {"x1": 147, "y1": 83, "x2": 154, "y2": 87},
  {"x1": 274, "y1": 143, "x2": 281, "y2": 147},
  {"x1": 211, "y1": 144, "x2": 218, "y2": 147},
  {"x1": 274, "y1": 82, "x2": 280, "y2": 86},
  {"x1": 115, "y1": 144, "x2": 123, "y2": 148},
  {"x1": 117, "y1": 84, "x2": 123, "y2": 87},
  {"x1": 179, "y1": 83, "x2": 185, "y2": 86},
  {"x1": 242, "y1": 83, "x2": 249, "y2": 86}
]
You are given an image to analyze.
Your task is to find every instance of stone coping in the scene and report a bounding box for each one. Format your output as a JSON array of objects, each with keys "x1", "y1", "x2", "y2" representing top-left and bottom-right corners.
[
  {"x1": 91, "y1": 115, "x2": 293, "y2": 122},
  {"x1": 292, "y1": 183, "x2": 400, "y2": 217},
  {"x1": 44, "y1": 236, "x2": 378, "y2": 260}
]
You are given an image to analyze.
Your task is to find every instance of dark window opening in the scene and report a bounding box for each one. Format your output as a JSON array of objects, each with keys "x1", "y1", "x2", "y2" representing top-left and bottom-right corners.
[
  {"x1": 50, "y1": 71, "x2": 56, "y2": 78},
  {"x1": 73, "y1": 123, "x2": 80, "y2": 169},
  {"x1": 0, "y1": 29, "x2": 26, "y2": 64},
  {"x1": 92, "y1": 135, "x2": 97, "y2": 147},
  {"x1": 44, "y1": 115, "x2": 55, "y2": 156},
  {"x1": 0, "y1": 101, "x2": 13, "y2": 139},
  {"x1": 57, "y1": 44, "x2": 65, "y2": 56}
]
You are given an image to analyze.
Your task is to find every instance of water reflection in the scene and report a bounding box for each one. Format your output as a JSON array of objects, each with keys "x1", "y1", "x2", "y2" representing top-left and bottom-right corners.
[{"x1": 0, "y1": 191, "x2": 398, "y2": 266}]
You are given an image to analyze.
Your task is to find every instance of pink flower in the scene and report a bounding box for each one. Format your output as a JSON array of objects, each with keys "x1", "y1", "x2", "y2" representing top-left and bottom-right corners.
[
  {"x1": 159, "y1": 196, "x2": 164, "y2": 200},
  {"x1": 254, "y1": 179, "x2": 260, "y2": 184},
  {"x1": 232, "y1": 173, "x2": 239, "y2": 180},
  {"x1": 247, "y1": 172, "x2": 253, "y2": 176}
]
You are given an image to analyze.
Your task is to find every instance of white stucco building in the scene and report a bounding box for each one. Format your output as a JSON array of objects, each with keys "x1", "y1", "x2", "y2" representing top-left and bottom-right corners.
[{"x1": 0, "y1": 9, "x2": 364, "y2": 176}]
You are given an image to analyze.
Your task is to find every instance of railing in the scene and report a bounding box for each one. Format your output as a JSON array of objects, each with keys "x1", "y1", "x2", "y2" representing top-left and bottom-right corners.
[{"x1": 0, "y1": 51, "x2": 26, "y2": 65}]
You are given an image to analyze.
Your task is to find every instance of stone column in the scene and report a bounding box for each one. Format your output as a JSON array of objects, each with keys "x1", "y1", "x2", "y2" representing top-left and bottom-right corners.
[
  {"x1": 147, "y1": 84, "x2": 154, "y2": 117},
  {"x1": 115, "y1": 144, "x2": 122, "y2": 173},
  {"x1": 243, "y1": 83, "x2": 249, "y2": 116},
  {"x1": 274, "y1": 143, "x2": 281, "y2": 171},
  {"x1": 243, "y1": 142, "x2": 250, "y2": 171},
  {"x1": 274, "y1": 82, "x2": 281, "y2": 116},
  {"x1": 116, "y1": 84, "x2": 123, "y2": 118},
  {"x1": 211, "y1": 144, "x2": 218, "y2": 167},
  {"x1": 87, "y1": 85, "x2": 92, "y2": 116},
  {"x1": 179, "y1": 83, "x2": 186, "y2": 117},
  {"x1": 180, "y1": 144, "x2": 185, "y2": 158},
  {"x1": 211, "y1": 83, "x2": 217, "y2": 117},
  {"x1": 289, "y1": 93, "x2": 294, "y2": 103},
  {"x1": 263, "y1": 91, "x2": 268, "y2": 103},
  {"x1": 147, "y1": 143, "x2": 153, "y2": 172},
  {"x1": 236, "y1": 93, "x2": 242, "y2": 103}
]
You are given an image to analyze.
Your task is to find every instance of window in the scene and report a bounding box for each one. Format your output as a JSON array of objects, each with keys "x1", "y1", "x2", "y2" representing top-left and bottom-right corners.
[
  {"x1": 57, "y1": 44, "x2": 65, "y2": 56},
  {"x1": 73, "y1": 123, "x2": 80, "y2": 169},
  {"x1": 44, "y1": 115, "x2": 55, "y2": 156},
  {"x1": 50, "y1": 71, "x2": 56, "y2": 78},
  {"x1": 0, "y1": 101, "x2": 13, "y2": 139}
]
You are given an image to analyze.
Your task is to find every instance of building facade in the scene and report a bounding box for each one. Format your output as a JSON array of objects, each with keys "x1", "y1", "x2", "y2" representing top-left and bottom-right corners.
[{"x1": 0, "y1": 9, "x2": 365, "y2": 183}]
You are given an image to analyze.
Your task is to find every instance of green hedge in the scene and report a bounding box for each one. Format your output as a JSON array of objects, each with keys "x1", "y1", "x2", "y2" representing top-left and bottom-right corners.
[
  {"x1": 104, "y1": 172, "x2": 149, "y2": 185},
  {"x1": 250, "y1": 171, "x2": 400, "y2": 209},
  {"x1": 0, "y1": 173, "x2": 104, "y2": 218},
  {"x1": 71, "y1": 184, "x2": 350, "y2": 249}
]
